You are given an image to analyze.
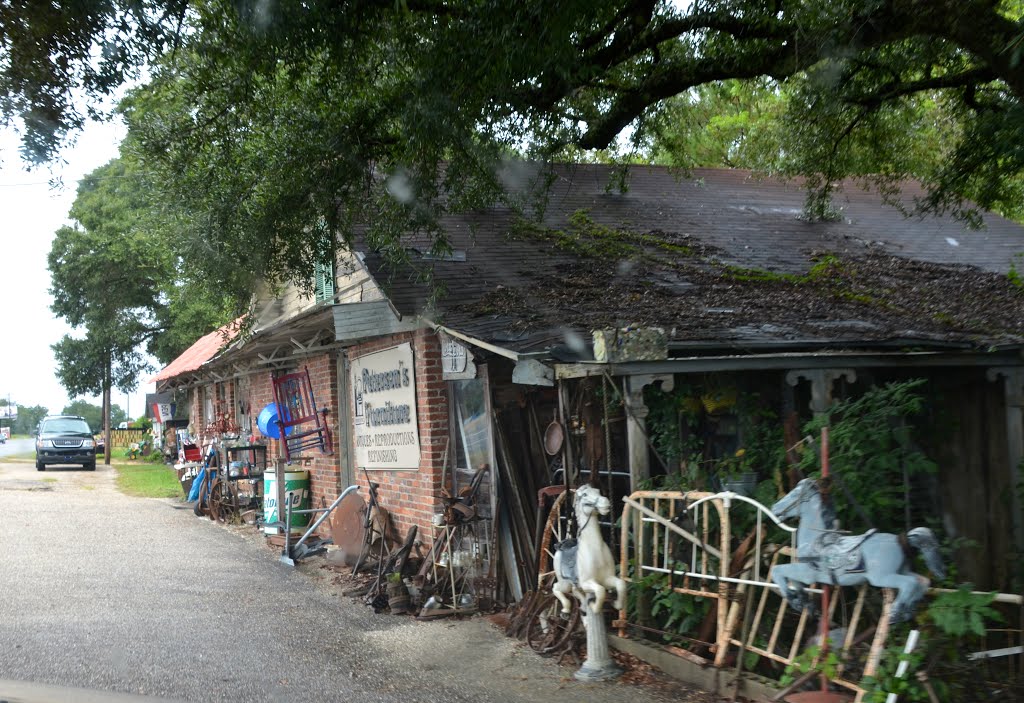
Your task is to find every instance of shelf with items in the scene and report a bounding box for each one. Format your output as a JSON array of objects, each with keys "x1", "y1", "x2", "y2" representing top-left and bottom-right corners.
[{"x1": 225, "y1": 444, "x2": 268, "y2": 480}]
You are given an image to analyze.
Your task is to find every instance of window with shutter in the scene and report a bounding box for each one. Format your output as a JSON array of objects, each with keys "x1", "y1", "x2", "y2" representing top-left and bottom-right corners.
[{"x1": 314, "y1": 259, "x2": 335, "y2": 304}]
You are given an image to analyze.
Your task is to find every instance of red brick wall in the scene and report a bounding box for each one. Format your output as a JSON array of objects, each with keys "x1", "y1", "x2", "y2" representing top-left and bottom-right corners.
[
  {"x1": 299, "y1": 353, "x2": 341, "y2": 509},
  {"x1": 239, "y1": 353, "x2": 342, "y2": 536},
  {"x1": 180, "y1": 330, "x2": 452, "y2": 547},
  {"x1": 185, "y1": 352, "x2": 344, "y2": 538},
  {"x1": 347, "y1": 328, "x2": 448, "y2": 546}
]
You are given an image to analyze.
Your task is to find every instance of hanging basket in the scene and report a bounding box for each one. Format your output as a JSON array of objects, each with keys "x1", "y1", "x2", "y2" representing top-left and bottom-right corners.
[{"x1": 701, "y1": 388, "x2": 738, "y2": 414}]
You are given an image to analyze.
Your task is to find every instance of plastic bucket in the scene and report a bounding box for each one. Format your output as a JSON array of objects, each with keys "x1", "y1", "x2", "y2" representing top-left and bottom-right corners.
[
  {"x1": 256, "y1": 402, "x2": 293, "y2": 439},
  {"x1": 263, "y1": 469, "x2": 310, "y2": 534}
]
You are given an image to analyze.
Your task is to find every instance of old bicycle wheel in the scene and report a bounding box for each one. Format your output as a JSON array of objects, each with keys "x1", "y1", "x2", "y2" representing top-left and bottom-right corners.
[
  {"x1": 526, "y1": 592, "x2": 581, "y2": 655},
  {"x1": 207, "y1": 479, "x2": 228, "y2": 522},
  {"x1": 537, "y1": 489, "x2": 571, "y2": 588}
]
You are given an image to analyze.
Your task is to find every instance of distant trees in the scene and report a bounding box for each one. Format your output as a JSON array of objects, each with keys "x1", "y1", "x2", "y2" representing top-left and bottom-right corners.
[
  {"x1": 61, "y1": 400, "x2": 128, "y2": 432},
  {"x1": 12, "y1": 406, "x2": 48, "y2": 436},
  {"x1": 48, "y1": 158, "x2": 237, "y2": 459}
]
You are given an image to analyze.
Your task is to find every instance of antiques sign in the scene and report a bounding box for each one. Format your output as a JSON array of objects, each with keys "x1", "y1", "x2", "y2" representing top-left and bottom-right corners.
[{"x1": 352, "y1": 343, "x2": 420, "y2": 470}]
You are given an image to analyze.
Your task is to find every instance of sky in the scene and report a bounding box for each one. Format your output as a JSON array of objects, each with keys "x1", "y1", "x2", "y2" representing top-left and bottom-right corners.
[{"x1": 0, "y1": 120, "x2": 156, "y2": 420}]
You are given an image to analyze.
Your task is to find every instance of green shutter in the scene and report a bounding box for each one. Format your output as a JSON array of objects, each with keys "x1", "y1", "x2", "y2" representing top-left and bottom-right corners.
[{"x1": 315, "y1": 259, "x2": 335, "y2": 303}]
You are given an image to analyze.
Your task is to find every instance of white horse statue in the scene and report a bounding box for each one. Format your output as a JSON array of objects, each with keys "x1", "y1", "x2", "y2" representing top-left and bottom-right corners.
[
  {"x1": 552, "y1": 484, "x2": 626, "y2": 615},
  {"x1": 770, "y1": 477, "x2": 945, "y2": 624}
]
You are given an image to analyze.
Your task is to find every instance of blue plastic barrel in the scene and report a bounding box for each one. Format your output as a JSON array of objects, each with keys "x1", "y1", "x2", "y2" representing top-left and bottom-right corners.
[{"x1": 257, "y1": 402, "x2": 293, "y2": 439}]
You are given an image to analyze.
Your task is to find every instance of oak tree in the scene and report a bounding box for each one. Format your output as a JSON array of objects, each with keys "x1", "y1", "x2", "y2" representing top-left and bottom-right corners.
[{"x1": 5, "y1": 1, "x2": 1023, "y2": 289}]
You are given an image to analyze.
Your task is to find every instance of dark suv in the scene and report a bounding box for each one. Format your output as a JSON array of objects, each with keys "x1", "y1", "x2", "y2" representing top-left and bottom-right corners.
[{"x1": 35, "y1": 415, "x2": 96, "y2": 471}]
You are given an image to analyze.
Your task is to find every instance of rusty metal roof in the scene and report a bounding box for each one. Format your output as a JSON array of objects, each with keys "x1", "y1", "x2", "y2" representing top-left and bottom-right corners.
[{"x1": 150, "y1": 319, "x2": 242, "y2": 384}]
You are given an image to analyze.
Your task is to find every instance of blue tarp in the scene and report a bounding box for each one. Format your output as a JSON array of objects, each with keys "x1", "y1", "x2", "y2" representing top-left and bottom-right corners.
[{"x1": 187, "y1": 466, "x2": 207, "y2": 502}]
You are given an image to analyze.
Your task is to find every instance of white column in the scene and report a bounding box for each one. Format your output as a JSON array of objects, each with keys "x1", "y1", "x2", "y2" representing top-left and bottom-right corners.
[
  {"x1": 574, "y1": 602, "x2": 622, "y2": 681},
  {"x1": 624, "y1": 374, "x2": 673, "y2": 491},
  {"x1": 785, "y1": 368, "x2": 857, "y2": 418}
]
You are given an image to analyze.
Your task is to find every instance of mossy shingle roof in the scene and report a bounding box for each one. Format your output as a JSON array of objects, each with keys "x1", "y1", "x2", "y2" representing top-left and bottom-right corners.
[{"x1": 361, "y1": 165, "x2": 1024, "y2": 356}]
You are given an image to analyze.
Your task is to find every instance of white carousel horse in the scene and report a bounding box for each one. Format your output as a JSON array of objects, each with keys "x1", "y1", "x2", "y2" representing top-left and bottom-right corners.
[
  {"x1": 770, "y1": 477, "x2": 945, "y2": 624},
  {"x1": 552, "y1": 484, "x2": 627, "y2": 615}
]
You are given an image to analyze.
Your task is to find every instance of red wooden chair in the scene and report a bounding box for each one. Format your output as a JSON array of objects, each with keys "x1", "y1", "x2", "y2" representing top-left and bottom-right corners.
[{"x1": 271, "y1": 367, "x2": 333, "y2": 460}]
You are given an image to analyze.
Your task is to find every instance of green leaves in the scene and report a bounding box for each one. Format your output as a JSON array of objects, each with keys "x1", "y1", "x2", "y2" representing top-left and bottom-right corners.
[
  {"x1": 8, "y1": 0, "x2": 1024, "y2": 291},
  {"x1": 800, "y1": 379, "x2": 938, "y2": 533},
  {"x1": 48, "y1": 155, "x2": 241, "y2": 404},
  {"x1": 927, "y1": 587, "x2": 1002, "y2": 637},
  {"x1": 648, "y1": 577, "x2": 710, "y2": 640}
]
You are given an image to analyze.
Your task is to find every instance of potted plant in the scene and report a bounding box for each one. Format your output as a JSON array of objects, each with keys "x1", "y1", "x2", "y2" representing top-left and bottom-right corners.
[
  {"x1": 386, "y1": 571, "x2": 411, "y2": 614},
  {"x1": 716, "y1": 448, "x2": 758, "y2": 496}
]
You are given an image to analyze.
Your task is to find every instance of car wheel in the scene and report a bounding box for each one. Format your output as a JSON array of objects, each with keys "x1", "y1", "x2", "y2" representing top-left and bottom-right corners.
[
  {"x1": 36, "y1": 461, "x2": 44, "y2": 471},
  {"x1": 84, "y1": 462, "x2": 96, "y2": 471}
]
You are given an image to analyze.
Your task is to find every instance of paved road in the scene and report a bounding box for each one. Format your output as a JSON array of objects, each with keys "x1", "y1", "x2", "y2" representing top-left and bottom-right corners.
[
  {"x1": 0, "y1": 437, "x2": 34, "y2": 458},
  {"x1": 0, "y1": 459, "x2": 710, "y2": 703}
]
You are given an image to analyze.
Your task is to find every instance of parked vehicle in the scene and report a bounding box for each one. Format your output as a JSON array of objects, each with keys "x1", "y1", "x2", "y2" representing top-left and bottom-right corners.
[{"x1": 35, "y1": 416, "x2": 96, "y2": 471}]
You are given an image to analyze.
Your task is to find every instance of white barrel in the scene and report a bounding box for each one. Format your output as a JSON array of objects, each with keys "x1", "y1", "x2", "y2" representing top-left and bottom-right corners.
[{"x1": 263, "y1": 469, "x2": 310, "y2": 534}]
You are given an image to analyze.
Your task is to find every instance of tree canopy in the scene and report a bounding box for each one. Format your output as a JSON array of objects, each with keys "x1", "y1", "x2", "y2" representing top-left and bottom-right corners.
[
  {"x1": 48, "y1": 157, "x2": 240, "y2": 368},
  {"x1": 48, "y1": 157, "x2": 238, "y2": 435},
  {"x1": 6, "y1": 1, "x2": 1024, "y2": 291},
  {"x1": 11, "y1": 405, "x2": 47, "y2": 435}
]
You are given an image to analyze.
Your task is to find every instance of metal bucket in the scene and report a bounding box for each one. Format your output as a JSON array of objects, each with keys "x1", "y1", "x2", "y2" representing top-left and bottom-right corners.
[{"x1": 263, "y1": 469, "x2": 310, "y2": 534}]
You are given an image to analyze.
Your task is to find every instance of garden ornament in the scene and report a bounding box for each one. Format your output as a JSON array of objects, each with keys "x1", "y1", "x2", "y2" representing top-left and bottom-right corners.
[
  {"x1": 553, "y1": 484, "x2": 626, "y2": 616},
  {"x1": 770, "y1": 478, "x2": 945, "y2": 624},
  {"x1": 552, "y1": 484, "x2": 626, "y2": 681}
]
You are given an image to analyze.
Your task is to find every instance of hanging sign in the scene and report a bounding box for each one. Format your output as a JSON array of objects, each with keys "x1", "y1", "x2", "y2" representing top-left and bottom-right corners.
[
  {"x1": 351, "y1": 342, "x2": 420, "y2": 470},
  {"x1": 442, "y1": 335, "x2": 467, "y2": 373},
  {"x1": 440, "y1": 332, "x2": 476, "y2": 380}
]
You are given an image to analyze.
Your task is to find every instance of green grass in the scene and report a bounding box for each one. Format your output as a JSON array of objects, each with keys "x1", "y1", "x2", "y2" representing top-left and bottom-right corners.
[
  {"x1": 114, "y1": 463, "x2": 182, "y2": 499},
  {"x1": 6, "y1": 452, "x2": 35, "y2": 462}
]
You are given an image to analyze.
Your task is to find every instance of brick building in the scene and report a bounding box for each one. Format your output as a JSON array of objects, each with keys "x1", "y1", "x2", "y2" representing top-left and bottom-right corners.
[{"x1": 153, "y1": 164, "x2": 1024, "y2": 596}]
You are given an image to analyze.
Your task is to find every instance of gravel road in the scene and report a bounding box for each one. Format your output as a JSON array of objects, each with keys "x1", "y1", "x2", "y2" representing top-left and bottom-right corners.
[{"x1": 0, "y1": 459, "x2": 713, "y2": 703}]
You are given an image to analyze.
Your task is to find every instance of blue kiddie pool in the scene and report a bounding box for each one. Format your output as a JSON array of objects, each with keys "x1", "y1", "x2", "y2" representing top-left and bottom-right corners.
[{"x1": 257, "y1": 402, "x2": 294, "y2": 439}]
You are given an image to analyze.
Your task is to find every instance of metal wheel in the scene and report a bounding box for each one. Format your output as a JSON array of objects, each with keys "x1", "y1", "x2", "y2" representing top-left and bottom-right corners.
[
  {"x1": 526, "y1": 592, "x2": 581, "y2": 655},
  {"x1": 537, "y1": 489, "x2": 571, "y2": 588},
  {"x1": 207, "y1": 479, "x2": 230, "y2": 522}
]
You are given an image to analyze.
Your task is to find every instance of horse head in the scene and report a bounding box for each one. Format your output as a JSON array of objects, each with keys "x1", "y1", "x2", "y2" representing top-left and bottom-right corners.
[
  {"x1": 770, "y1": 477, "x2": 818, "y2": 521},
  {"x1": 575, "y1": 484, "x2": 611, "y2": 520}
]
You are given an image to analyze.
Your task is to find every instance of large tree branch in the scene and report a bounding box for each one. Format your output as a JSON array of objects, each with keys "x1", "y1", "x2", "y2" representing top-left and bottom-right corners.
[
  {"x1": 849, "y1": 67, "x2": 997, "y2": 108},
  {"x1": 577, "y1": 44, "x2": 815, "y2": 149},
  {"x1": 561, "y1": 0, "x2": 1021, "y2": 151}
]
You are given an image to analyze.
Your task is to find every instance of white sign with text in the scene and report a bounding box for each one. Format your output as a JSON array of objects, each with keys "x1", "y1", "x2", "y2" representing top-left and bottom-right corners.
[{"x1": 351, "y1": 343, "x2": 420, "y2": 470}]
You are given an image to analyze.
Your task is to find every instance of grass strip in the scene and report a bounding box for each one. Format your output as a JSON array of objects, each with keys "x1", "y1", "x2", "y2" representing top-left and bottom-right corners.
[
  {"x1": 5, "y1": 452, "x2": 36, "y2": 462},
  {"x1": 114, "y1": 463, "x2": 182, "y2": 499}
]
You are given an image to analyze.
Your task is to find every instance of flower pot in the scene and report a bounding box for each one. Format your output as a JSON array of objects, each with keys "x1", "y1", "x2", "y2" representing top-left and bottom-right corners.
[
  {"x1": 721, "y1": 472, "x2": 758, "y2": 497},
  {"x1": 387, "y1": 580, "x2": 411, "y2": 614}
]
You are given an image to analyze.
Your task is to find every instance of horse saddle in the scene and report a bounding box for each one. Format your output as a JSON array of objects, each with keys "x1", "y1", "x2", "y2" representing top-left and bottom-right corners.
[
  {"x1": 809, "y1": 529, "x2": 877, "y2": 574},
  {"x1": 554, "y1": 538, "x2": 579, "y2": 585}
]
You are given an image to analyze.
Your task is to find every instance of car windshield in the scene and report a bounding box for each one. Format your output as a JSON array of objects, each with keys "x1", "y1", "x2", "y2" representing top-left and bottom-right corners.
[{"x1": 41, "y1": 419, "x2": 91, "y2": 434}]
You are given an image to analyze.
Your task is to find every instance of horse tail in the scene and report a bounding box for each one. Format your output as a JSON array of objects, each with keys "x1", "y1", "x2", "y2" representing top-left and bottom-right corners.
[{"x1": 906, "y1": 527, "x2": 946, "y2": 580}]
